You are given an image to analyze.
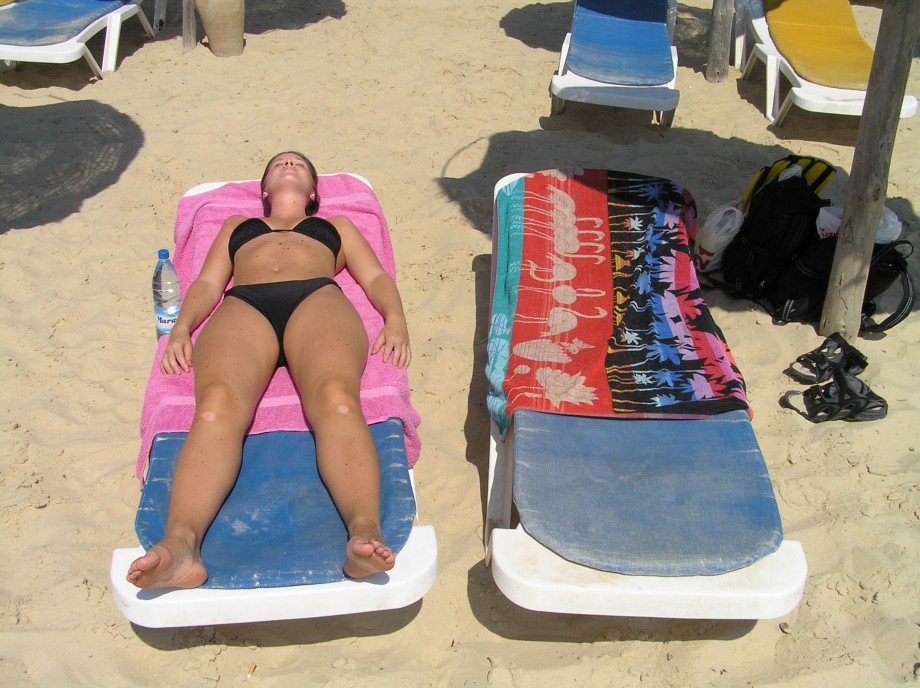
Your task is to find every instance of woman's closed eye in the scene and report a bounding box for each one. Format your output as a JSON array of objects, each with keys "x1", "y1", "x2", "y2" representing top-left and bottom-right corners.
[{"x1": 275, "y1": 159, "x2": 306, "y2": 169}]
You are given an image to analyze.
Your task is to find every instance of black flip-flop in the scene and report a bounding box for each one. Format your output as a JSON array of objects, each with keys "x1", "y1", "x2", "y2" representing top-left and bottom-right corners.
[
  {"x1": 782, "y1": 366, "x2": 887, "y2": 423},
  {"x1": 787, "y1": 332, "x2": 868, "y2": 384}
]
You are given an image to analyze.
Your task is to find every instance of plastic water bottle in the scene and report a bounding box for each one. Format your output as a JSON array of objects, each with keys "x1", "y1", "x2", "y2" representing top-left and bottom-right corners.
[{"x1": 152, "y1": 249, "x2": 181, "y2": 338}]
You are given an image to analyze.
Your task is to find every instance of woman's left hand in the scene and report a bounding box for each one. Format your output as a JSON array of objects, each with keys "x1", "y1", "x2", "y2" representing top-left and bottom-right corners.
[{"x1": 372, "y1": 319, "x2": 411, "y2": 368}]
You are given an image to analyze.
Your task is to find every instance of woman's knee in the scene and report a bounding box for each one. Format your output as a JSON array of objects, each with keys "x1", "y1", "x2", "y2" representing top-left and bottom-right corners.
[
  {"x1": 304, "y1": 377, "x2": 362, "y2": 418},
  {"x1": 195, "y1": 381, "x2": 253, "y2": 424}
]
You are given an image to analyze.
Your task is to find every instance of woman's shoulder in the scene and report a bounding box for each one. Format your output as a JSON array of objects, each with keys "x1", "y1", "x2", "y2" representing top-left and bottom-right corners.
[
  {"x1": 323, "y1": 215, "x2": 357, "y2": 231},
  {"x1": 223, "y1": 213, "x2": 253, "y2": 227},
  {"x1": 217, "y1": 214, "x2": 257, "y2": 234}
]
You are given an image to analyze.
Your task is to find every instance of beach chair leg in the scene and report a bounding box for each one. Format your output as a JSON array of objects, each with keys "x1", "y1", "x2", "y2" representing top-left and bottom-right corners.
[
  {"x1": 764, "y1": 53, "x2": 780, "y2": 123},
  {"x1": 550, "y1": 92, "x2": 566, "y2": 116},
  {"x1": 741, "y1": 49, "x2": 758, "y2": 80},
  {"x1": 732, "y1": 15, "x2": 747, "y2": 69},
  {"x1": 774, "y1": 93, "x2": 794, "y2": 127},
  {"x1": 100, "y1": 5, "x2": 154, "y2": 75},
  {"x1": 485, "y1": 423, "x2": 514, "y2": 565},
  {"x1": 81, "y1": 47, "x2": 104, "y2": 79},
  {"x1": 134, "y1": 2, "x2": 157, "y2": 39},
  {"x1": 656, "y1": 109, "x2": 675, "y2": 127},
  {"x1": 101, "y1": 13, "x2": 125, "y2": 73}
]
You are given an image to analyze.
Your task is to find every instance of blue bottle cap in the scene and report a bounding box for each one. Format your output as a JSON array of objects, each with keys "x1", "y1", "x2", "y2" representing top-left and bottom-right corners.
[{"x1": 158, "y1": 249, "x2": 170, "y2": 259}]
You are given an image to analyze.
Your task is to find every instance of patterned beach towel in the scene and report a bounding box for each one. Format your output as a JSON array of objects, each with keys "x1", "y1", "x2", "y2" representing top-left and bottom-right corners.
[{"x1": 487, "y1": 169, "x2": 748, "y2": 435}]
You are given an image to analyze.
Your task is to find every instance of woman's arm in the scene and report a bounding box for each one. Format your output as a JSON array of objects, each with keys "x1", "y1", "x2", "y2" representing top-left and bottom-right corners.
[
  {"x1": 160, "y1": 215, "x2": 243, "y2": 374},
  {"x1": 332, "y1": 216, "x2": 411, "y2": 368}
]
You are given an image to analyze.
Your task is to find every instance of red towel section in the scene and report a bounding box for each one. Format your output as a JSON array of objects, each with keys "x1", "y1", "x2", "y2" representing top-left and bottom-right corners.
[{"x1": 506, "y1": 169, "x2": 615, "y2": 416}]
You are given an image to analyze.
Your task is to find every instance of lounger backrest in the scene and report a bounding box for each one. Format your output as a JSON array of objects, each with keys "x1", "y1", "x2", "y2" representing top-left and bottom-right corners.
[
  {"x1": 566, "y1": 0, "x2": 674, "y2": 86},
  {"x1": 764, "y1": 0, "x2": 874, "y2": 90}
]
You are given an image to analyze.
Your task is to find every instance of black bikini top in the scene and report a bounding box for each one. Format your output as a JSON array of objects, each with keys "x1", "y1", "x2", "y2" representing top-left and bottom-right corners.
[{"x1": 228, "y1": 217, "x2": 342, "y2": 263}]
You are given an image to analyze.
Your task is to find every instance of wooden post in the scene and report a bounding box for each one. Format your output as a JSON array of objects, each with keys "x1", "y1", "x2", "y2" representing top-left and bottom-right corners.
[
  {"x1": 183, "y1": 0, "x2": 197, "y2": 52},
  {"x1": 819, "y1": 0, "x2": 920, "y2": 339},
  {"x1": 706, "y1": 0, "x2": 734, "y2": 82}
]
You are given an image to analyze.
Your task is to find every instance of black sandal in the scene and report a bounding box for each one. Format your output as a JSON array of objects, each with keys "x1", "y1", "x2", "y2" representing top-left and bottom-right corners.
[
  {"x1": 787, "y1": 332, "x2": 868, "y2": 384},
  {"x1": 782, "y1": 366, "x2": 887, "y2": 423}
]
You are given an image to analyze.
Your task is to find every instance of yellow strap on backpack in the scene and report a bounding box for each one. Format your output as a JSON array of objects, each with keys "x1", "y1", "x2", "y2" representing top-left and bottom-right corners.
[{"x1": 740, "y1": 155, "x2": 836, "y2": 214}]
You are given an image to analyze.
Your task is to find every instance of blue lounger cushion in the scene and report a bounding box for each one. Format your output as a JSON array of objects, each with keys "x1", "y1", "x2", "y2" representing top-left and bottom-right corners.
[
  {"x1": 512, "y1": 409, "x2": 783, "y2": 576},
  {"x1": 135, "y1": 418, "x2": 417, "y2": 589},
  {"x1": 0, "y1": 0, "x2": 127, "y2": 46},
  {"x1": 566, "y1": 0, "x2": 675, "y2": 86}
]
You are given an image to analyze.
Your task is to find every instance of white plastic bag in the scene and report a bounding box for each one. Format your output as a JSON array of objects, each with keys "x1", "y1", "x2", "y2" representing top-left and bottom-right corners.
[
  {"x1": 816, "y1": 206, "x2": 842, "y2": 238},
  {"x1": 816, "y1": 205, "x2": 902, "y2": 243},
  {"x1": 777, "y1": 163, "x2": 804, "y2": 182},
  {"x1": 693, "y1": 201, "x2": 744, "y2": 273},
  {"x1": 877, "y1": 207, "x2": 903, "y2": 243}
]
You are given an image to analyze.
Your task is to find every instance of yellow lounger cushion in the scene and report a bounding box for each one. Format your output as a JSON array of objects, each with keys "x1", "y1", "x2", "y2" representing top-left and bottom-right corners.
[{"x1": 765, "y1": 0, "x2": 873, "y2": 90}]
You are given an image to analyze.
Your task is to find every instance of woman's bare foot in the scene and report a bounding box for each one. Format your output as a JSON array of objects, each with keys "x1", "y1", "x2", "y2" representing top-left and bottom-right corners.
[
  {"x1": 343, "y1": 537, "x2": 395, "y2": 579},
  {"x1": 126, "y1": 537, "x2": 208, "y2": 589}
]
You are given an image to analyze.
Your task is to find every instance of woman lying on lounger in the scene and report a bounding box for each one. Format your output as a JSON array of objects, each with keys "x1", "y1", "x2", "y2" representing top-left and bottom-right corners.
[{"x1": 127, "y1": 151, "x2": 411, "y2": 589}]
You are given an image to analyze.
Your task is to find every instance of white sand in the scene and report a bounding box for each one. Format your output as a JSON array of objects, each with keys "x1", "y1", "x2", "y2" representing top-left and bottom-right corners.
[{"x1": 1, "y1": 0, "x2": 918, "y2": 685}]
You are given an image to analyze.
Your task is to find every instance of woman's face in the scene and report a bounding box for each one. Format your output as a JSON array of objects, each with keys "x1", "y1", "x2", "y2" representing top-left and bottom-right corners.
[{"x1": 262, "y1": 153, "x2": 316, "y2": 198}]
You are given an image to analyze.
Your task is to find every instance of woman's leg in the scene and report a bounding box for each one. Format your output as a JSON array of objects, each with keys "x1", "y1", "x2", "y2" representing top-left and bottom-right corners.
[
  {"x1": 283, "y1": 285, "x2": 395, "y2": 578},
  {"x1": 127, "y1": 298, "x2": 278, "y2": 588}
]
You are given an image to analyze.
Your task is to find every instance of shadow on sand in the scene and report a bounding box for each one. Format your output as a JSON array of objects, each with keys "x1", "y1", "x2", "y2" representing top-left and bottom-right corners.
[
  {"x1": 0, "y1": 101, "x2": 144, "y2": 234},
  {"x1": 128, "y1": 599, "x2": 423, "y2": 650}
]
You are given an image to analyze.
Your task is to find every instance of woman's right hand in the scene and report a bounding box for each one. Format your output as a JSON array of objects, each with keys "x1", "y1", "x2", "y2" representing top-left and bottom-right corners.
[{"x1": 160, "y1": 330, "x2": 193, "y2": 374}]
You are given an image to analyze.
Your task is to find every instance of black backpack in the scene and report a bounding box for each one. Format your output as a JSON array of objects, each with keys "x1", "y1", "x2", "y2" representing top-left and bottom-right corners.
[
  {"x1": 721, "y1": 173, "x2": 831, "y2": 299},
  {"x1": 767, "y1": 238, "x2": 914, "y2": 333},
  {"x1": 710, "y1": 156, "x2": 913, "y2": 333}
]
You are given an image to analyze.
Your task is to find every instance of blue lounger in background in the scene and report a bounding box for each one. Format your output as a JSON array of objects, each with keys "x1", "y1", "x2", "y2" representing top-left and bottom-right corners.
[
  {"x1": 549, "y1": 0, "x2": 680, "y2": 125},
  {"x1": 0, "y1": 0, "x2": 154, "y2": 78}
]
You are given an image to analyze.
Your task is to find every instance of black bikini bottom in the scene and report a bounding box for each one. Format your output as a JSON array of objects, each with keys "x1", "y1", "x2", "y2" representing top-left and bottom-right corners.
[{"x1": 224, "y1": 278, "x2": 339, "y2": 367}]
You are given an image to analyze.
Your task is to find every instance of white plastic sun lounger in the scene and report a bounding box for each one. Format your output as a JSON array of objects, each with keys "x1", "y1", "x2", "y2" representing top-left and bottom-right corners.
[
  {"x1": 110, "y1": 176, "x2": 437, "y2": 628},
  {"x1": 0, "y1": 0, "x2": 154, "y2": 78},
  {"x1": 485, "y1": 170, "x2": 807, "y2": 619},
  {"x1": 733, "y1": 0, "x2": 917, "y2": 125},
  {"x1": 549, "y1": 0, "x2": 680, "y2": 125}
]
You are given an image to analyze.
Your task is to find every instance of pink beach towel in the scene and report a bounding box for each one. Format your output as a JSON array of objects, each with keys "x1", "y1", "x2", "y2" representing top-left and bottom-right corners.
[{"x1": 136, "y1": 174, "x2": 421, "y2": 480}]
